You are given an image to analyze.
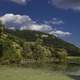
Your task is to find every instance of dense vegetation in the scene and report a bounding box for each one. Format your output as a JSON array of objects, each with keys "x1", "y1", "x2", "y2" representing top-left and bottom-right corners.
[
  {"x1": 6, "y1": 29, "x2": 80, "y2": 56},
  {"x1": 0, "y1": 22, "x2": 80, "y2": 64}
]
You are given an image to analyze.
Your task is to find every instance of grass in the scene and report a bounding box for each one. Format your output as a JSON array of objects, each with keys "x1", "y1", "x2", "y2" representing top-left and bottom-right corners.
[{"x1": 0, "y1": 65, "x2": 73, "y2": 80}]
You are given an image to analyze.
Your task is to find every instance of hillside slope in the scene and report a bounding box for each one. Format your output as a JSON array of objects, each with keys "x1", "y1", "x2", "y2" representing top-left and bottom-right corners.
[{"x1": 6, "y1": 29, "x2": 80, "y2": 56}]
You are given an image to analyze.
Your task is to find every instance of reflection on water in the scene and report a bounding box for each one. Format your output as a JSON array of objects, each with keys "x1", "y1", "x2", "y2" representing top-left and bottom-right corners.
[
  {"x1": 51, "y1": 63, "x2": 80, "y2": 80},
  {"x1": 66, "y1": 64, "x2": 80, "y2": 75},
  {"x1": 69, "y1": 75, "x2": 80, "y2": 80},
  {"x1": 65, "y1": 64, "x2": 80, "y2": 80}
]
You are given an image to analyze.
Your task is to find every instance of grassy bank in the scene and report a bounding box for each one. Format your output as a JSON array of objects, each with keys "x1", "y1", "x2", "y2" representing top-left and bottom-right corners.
[{"x1": 0, "y1": 65, "x2": 73, "y2": 80}]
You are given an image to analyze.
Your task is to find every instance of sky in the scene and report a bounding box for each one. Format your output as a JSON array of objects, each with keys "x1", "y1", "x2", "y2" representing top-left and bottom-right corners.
[{"x1": 0, "y1": 0, "x2": 80, "y2": 47}]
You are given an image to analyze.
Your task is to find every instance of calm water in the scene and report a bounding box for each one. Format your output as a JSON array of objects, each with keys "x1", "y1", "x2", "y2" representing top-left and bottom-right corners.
[
  {"x1": 66, "y1": 64, "x2": 80, "y2": 75},
  {"x1": 66, "y1": 64, "x2": 80, "y2": 80},
  {"x1": 47, "y1": 63, "x2": 80, "y2": 80}
]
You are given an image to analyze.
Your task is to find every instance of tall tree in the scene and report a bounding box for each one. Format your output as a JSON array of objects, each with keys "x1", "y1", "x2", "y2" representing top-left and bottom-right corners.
[
  {"x1": 0, "y1": 21, "x2": 4, "y2": 37},
  {"x1": 22, "y1": 42, "x2": 33, "y2": 59},
  {"x1": 54, "y1": 48, "x2": 68, "y2": 63}
]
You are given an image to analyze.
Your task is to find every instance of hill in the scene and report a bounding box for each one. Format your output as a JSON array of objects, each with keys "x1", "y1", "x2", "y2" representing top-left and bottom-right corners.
[
  {"x1": 6, "y1": 29, "x2": 80, "y2": 56},
  {"x1": 0, "y1": 21, "x2": 80, "y2": 64}
]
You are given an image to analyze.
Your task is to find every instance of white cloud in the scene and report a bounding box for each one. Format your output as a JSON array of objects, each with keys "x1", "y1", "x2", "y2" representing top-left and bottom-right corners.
[
  {"x1": 0, "y1": 13, "x2": 33, "y2": 29},
  {"x1": 10, "y1": 0, "x2": 30, "y2": 4},
  {"x1": 20, "y1": 24, "x2": 52, "y2": 32},
  {"x1": 0, "y1": 13, "x2": 52, "y2": 32},
  {"x1": 30, "y1": 24, "x2": 52, "y2": 32},
  {"x1": 0, "y1": 13, "x2": 71, "y2": 37},
  {"x1": 44, "y1": 18, "x2": 64, "y2": 25},
  {"x1": 49, "y1": 30, "x2": 72, "y2": 37},
  {"x1": 50, "y1": 0, "x2": 80, "y2": 10}
]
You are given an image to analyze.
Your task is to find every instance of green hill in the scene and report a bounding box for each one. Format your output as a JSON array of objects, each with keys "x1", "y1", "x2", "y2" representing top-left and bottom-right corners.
[
  {"x1": 6, "y1": 29, "x2": 80, "y2": 56},
  {"x1": 0, "y1": 21, "x2": 80, "y2": 64}
]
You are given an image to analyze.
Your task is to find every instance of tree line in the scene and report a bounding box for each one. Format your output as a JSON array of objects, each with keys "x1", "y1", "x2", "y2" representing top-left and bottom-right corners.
[{"x1": 0, "y1": 21, "x2": 69, "y2": 64}]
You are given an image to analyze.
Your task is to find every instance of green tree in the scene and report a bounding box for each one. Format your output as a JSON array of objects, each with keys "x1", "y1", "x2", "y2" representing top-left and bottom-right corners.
[
  {"x1": 32, "y1": 44, "x2": 51, "y2": 63},
  {"x1": 53, "y1": 48, "x2": 68, "y2": 63},
  {"x1": 0, "y1": 38, "x2": 22, "y2": 64},
  {"x1": 22, "y1": 42, "x2": 33, "y2": 59},
  {"x1": 0, "y1": 44, "x2": 3, "y2": 58},
  {"x1": 0, "y1": 21, "x2": 4, "y2": 36}
]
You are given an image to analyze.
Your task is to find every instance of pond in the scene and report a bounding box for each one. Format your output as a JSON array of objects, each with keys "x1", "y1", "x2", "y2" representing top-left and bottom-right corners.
[{"x1": 66, "y1": 64, "x2": 80, "y2": 80}]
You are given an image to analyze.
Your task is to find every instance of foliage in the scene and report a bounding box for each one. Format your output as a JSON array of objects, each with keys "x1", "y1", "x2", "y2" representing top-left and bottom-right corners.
[
  {"x1": 0, "y1": 21, "x2": 5, "y2": 37},
  {"x1": 0, "y1": 38, "x2": 22, "y2": 64},
  {"x1": 22, "y1": 42, "x2": 33, "y2": 59},
  {"x1": 0, "y1": 22, "x2": 79, "y2": 65},
  {"x1": 6, "y1": 29, "x2": 80, "y2": 56},
  {"x1": 53, "y1": 48, "x2": 68, "y2": 63}
]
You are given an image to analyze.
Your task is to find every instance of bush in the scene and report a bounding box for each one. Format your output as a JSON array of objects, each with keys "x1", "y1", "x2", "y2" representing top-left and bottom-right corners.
[{"x1": 0, "y1": 37, "x2": 22, "y2": 64}]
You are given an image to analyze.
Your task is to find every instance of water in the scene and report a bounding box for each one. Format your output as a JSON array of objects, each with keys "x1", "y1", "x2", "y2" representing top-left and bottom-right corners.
[{"x1": 65, "y1": 64, "x2": 80, "y2": 80}]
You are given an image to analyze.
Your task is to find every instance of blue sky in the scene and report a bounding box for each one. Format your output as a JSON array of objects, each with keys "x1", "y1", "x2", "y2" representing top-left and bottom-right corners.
[{"x1": 0, "y1": 0, "x2": 80, "y2": 47}]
